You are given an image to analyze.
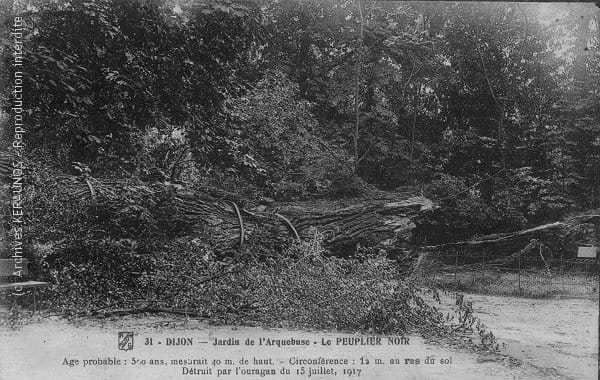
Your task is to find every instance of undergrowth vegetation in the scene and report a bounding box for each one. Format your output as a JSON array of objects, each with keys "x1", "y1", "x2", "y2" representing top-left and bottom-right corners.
[
  {"x1": 5, "y1": 200, "x2": 498, "y2": 351},
  {"x1": 27, "y1": 231, "x2": 445, "y2": 336},
  {"x1": 14, "y1": 171, "x2": 438, "y2": 337}
]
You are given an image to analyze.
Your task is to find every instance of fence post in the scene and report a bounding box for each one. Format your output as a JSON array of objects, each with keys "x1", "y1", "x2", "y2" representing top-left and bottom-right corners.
[
  {"x1": 431, "y1": 251, "x2": 436, "y2": 282},
  {"x1": 471, "y1": 253, "x2": 476, "y2": 284},
  {"x1": 560, "y1": 254, "x2": 564, "y2": 280},
  {"x1": 454, "y1": 250, "x2": 458, "y2": 284},
  {"x1": 482, "y1": 250, "x2": 485, "y2": 281},
  {"x1": 518, "y1": 254, "x2": 521, "y2": 294}
]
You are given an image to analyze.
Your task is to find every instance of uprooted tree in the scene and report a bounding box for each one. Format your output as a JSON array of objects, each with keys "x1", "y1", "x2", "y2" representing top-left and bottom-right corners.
[
  {"x1": 27, "y1": 174, "x2": 434, "y2": 258},
  {"x1": 26, "y1": 172, "x2": 599, "y2": 266}
]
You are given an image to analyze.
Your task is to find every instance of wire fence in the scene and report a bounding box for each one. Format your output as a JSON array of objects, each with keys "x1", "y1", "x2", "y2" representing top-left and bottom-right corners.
[{"x1": 421, "y1": 249, "x2": 599, "y2": 297}]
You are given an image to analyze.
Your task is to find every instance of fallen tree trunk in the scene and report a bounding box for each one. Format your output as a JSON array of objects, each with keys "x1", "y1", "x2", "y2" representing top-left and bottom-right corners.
[
  {"x1": 420, "y1": 213, "x2": 600, "y2": 260},
  {"x1": 48, "y1": 176, "x2": 434, "y2": 256},
  {"x1": 421, "y1": 222, "x2": 565, "y2": 250},
  {"x1": 173, "y1": 187, "x2": 434, "y2": 255},
  {"x1": 280, "y1": 197, "x2": 434, "y2": 253},
  {"x1": 40, "y1": 174, "x2": 599, "y2": 260}
]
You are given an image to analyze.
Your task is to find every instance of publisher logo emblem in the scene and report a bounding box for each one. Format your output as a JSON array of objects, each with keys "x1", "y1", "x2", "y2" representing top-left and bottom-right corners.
[{"x1": 118, "y1": 332, "x2": 134, "y2": 351}]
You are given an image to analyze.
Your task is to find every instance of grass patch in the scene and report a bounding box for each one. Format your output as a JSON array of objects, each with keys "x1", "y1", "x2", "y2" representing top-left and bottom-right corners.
[{"x1": 428, "y1": 269, "x2": 598, "y2": 298}]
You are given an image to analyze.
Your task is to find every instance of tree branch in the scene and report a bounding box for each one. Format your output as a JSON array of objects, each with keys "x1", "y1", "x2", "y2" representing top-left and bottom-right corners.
[
  {"x1": 169, "y1": 147, "x2": 189, "y2": 182},
  {"x1": 353, "y1": 0, "x2": 364, "y2": 173},
  {"x1": 313, "y1": 137, "x2": 354, "y2": 174}
]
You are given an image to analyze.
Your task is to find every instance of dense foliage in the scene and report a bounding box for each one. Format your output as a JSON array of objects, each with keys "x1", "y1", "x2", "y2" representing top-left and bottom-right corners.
[
  {"x1": 11, "y1": 0, "x2": 262, "y2": 174},
  {"x1": 4, "y1": 1, "x2": 597, "y2": 224},
  {"x1": 1, "y1": 1, "x2": 599, "y2": 318}
]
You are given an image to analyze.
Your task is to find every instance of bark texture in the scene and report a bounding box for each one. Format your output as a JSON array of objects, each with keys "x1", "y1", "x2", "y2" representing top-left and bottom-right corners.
[{"x1": 56, "y1": 176, "x2": 434, "y2": 255}]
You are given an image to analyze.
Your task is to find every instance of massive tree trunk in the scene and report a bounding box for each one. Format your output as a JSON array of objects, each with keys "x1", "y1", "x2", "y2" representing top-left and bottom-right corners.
[
  {"x1": 48, "y1": 175, "x2": 599, "y2": 260},
  {"x1": 173, "y1": 187, "x2": 434, "y2": 255},
  {"x1": 53, "y1": 176, "x2": 434, "y2": 256}
]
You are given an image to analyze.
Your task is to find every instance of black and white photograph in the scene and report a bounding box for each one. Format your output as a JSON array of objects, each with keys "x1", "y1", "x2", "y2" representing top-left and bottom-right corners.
[{"x1": 0, "y1": 1, "x2": 599, "y2": 379}]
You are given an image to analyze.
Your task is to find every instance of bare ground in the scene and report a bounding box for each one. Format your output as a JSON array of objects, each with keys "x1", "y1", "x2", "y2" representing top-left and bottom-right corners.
[{"x1": 425, "y1": 291, "x2": 598, "y2": 380}]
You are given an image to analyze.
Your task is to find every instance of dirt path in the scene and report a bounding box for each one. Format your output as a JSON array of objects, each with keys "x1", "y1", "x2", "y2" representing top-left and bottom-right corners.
[
  {"x1": 467, "y1": 293, "x2": 598, "y2": 380},
  {"x1": 428, "y1": 292, "x2": 598, "y2": 380},
  {"x1": 1, "y1": 314, "x2": 548, "y2": 380}
]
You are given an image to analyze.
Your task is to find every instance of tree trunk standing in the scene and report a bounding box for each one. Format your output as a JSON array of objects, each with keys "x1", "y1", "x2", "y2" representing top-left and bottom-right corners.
[
  {"x1": 498, "y1": 103, "x2": 506, "y2": 170},
  {"x1": 474, "y1": 44, "x2": 506, "y2": 171},
  {"x1": 410, "y1": 83, "x2": 420, "y2": 183},
  {"x1": 353, "y1": 0, "x2": 364, "y2": 174}
]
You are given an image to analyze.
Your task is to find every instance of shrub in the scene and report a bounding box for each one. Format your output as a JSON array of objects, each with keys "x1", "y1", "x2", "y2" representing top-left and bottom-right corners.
[
  {"x1": 267, "y1": 180, "x2": 306, "y2": 201},
  {"x1": 33, "y1": 226, "x2": 446, "y2": 336},
  {"x1": 414, "y1": 175, "x2": 525, "y2": 244},
  {"x1": 21, "y1": 166, "x2": 196, "y2": 312},
  {"x1": 98, "y1": 231, "x2": 444, "y2": 334},
  {"x1": 224, "y1": 70, "x2": 322, "y2": 186},
  {"x1": 491, "y1": 167, "x2": 576, "y2": 225},
  {"x1": 327, "y1": 172, "x2": 369, "y2": 198}
]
